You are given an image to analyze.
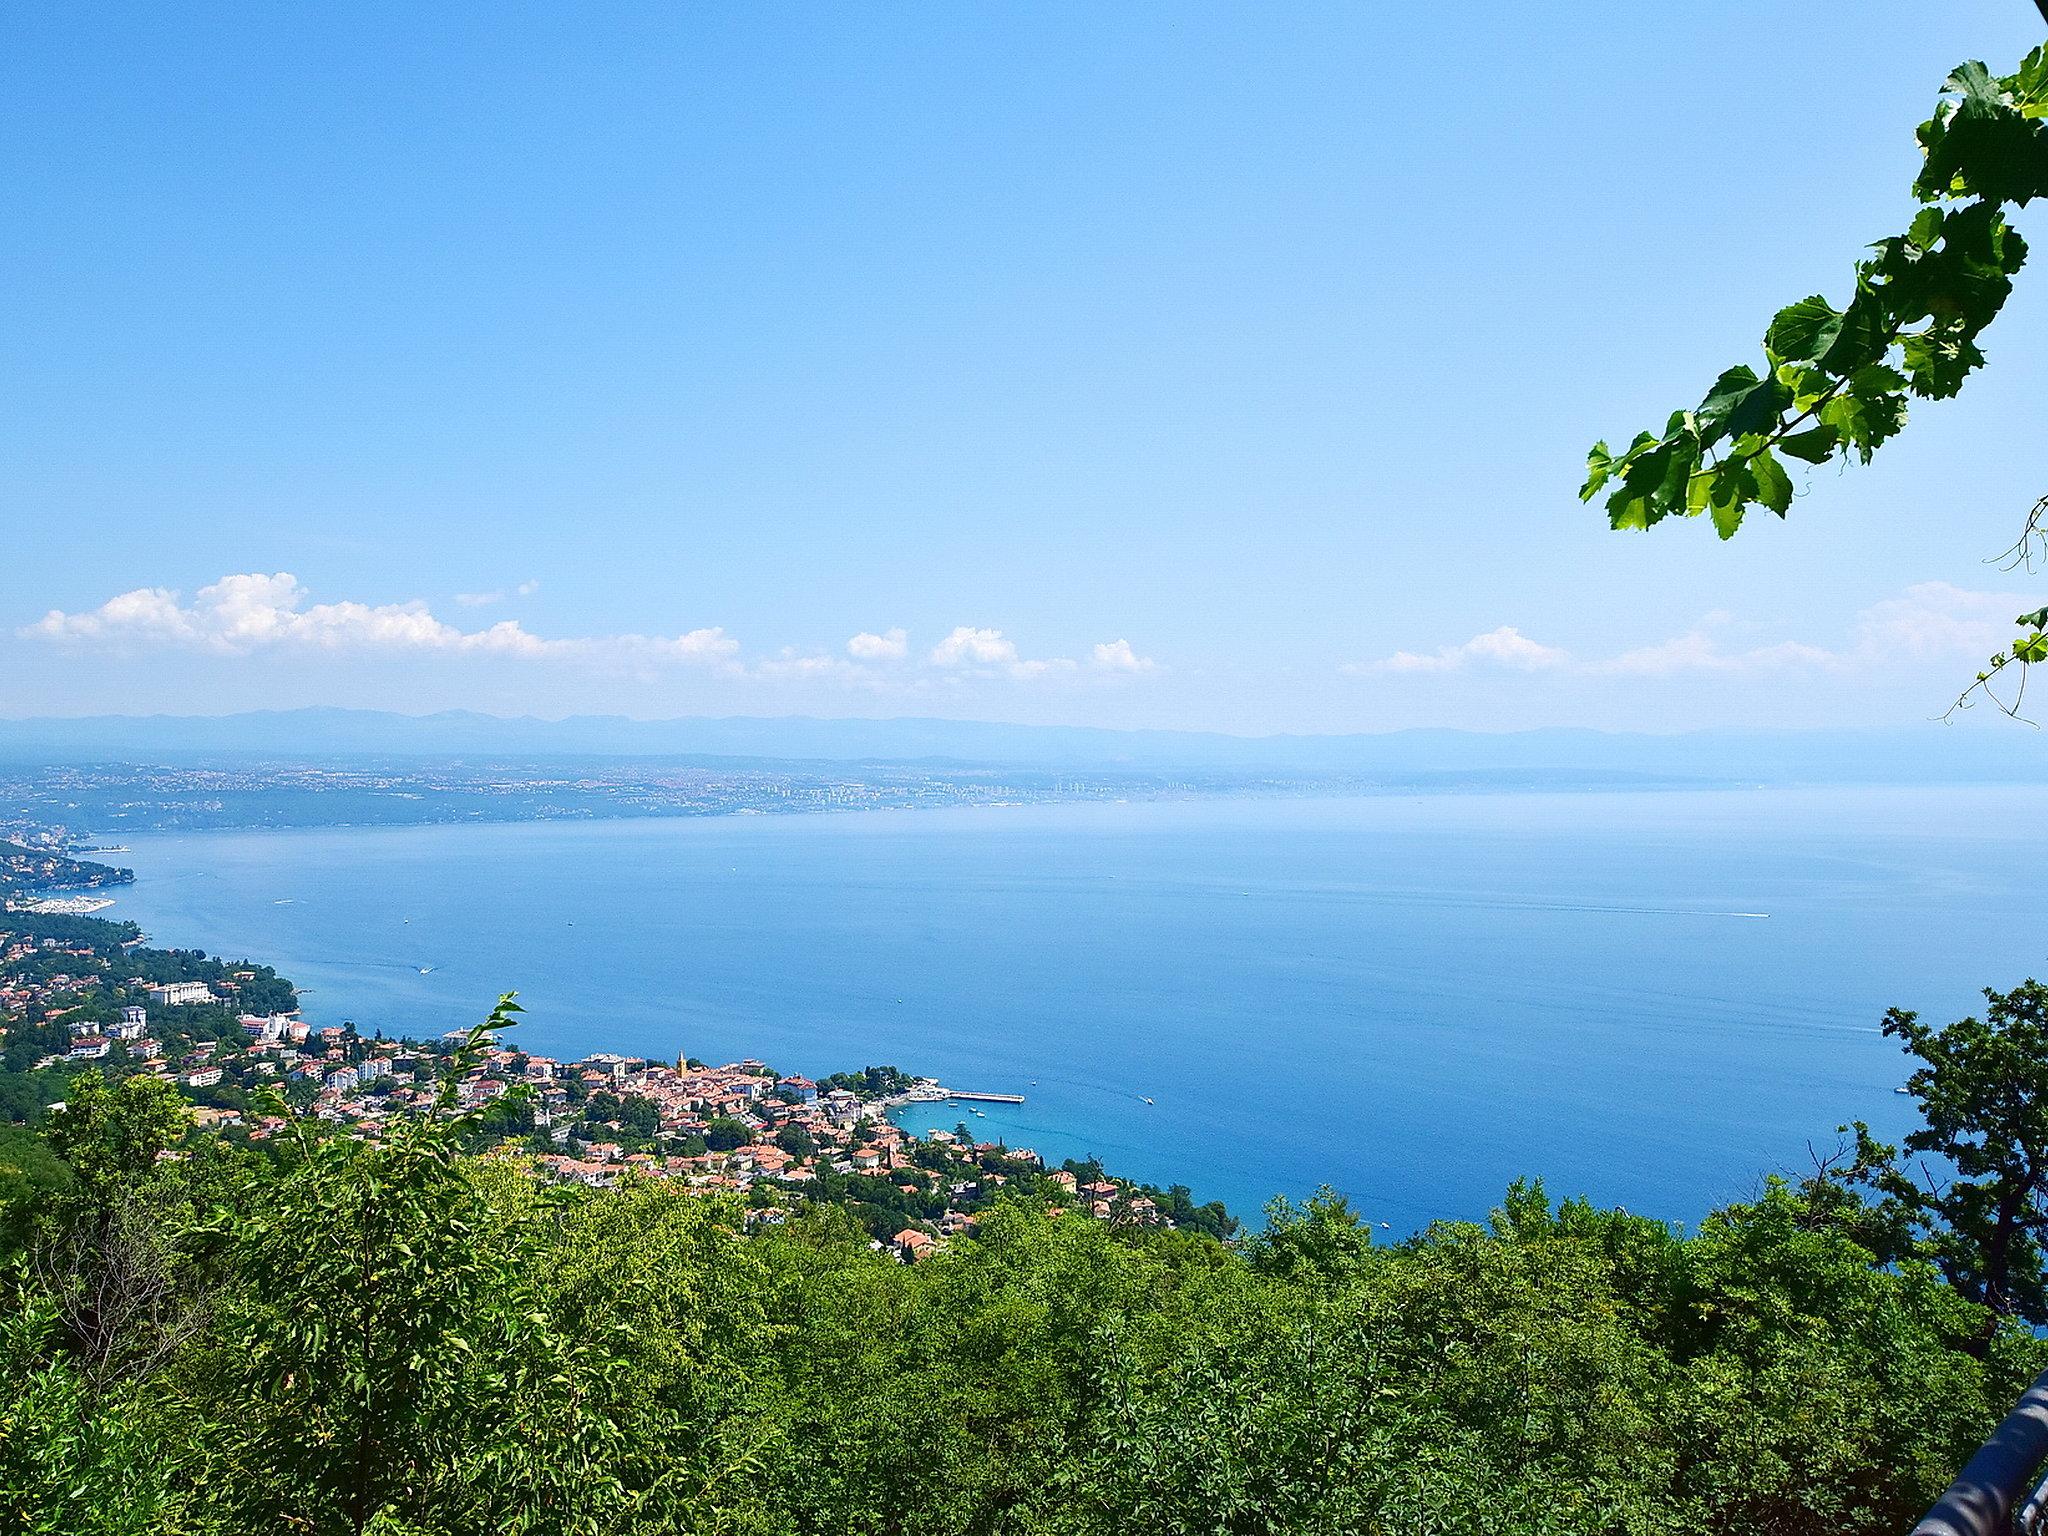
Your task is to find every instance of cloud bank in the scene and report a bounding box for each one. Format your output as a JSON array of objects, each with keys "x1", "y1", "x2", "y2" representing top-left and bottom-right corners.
[
  {"x1": 1360, "y1": 583, "x2": 2027, "y2": 682},
  {"x1": 24, "y1": 574, "x2": 1154, "y2": 689},
  {"x1": 27, "y1": 572, "x2": 732, "y2": 668},
  {"x1": 1374, "y1": 626, "x2": 1570, "y2": 675}
]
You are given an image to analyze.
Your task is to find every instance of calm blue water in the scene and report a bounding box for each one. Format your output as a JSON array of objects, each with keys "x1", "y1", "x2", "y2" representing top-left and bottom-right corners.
[{"x1": 101, "y1": 789, "x2": 2048, "y2": 1231}]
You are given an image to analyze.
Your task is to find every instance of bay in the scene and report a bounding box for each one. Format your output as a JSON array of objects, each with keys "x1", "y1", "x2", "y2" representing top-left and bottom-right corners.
[{"x1": 101, "y1": 787, "x2": 2048, "y2": 1230}]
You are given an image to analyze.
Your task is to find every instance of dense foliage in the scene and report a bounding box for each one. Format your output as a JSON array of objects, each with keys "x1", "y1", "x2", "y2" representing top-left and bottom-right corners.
[{"x1": 4, "y1": 992, "x2": 2046, "y2": 1534}]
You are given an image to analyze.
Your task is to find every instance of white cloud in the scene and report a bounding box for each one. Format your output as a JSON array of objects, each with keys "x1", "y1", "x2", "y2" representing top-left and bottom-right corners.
[
  {"x1": 1594, "y1": 633, "x2": 1839, "y2": 677},
  {"x1": 757, "y1": 649, "x2": 853, "y2": 679},
  {"x1": 637, "y1": 627, "x2": 738, "y2": 662},
  {"x1": 1851, "y1": 581, "x2": 2025, "y2": 661},
  {"x1": 1364, "y1": 584, "x2": 2036, "y2": 684},
  {"x1": 1006, "y1": 657, "x2": 1078, "y2": 678},
  {"x1": 1371, "y1": 625, "x2": 1571, "y2": 674},
  {"x1": 26, "y1": 572, "x2": 726, "y2": 668},
  {"x1": 924, "y1": 625, "x2": 1097, "y2": 680},
  {"x1": 25, "y1": 577, "x2": 1163, "y2": 693},
  {"x1": 456, "y1": 579, "x2": 540, "y2": 608},
  {"x1": 930, "y1": 626, "x2": 1019, "y2": 667},
  {"x1": 1091, "y1": 638, "x2": 1155, "y2": 672},
  {"x1": 1601, "y1": 583, "x2": 2027, "y2": 676},
  {"x1": 847, "y1": 627, "x2": 909, "y2": 662}
]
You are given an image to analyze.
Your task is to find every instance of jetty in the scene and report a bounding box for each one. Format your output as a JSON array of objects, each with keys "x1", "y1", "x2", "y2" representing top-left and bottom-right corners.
[{"x1": 944, "y1": 1090, "x2": 1026, "y2": 1104}]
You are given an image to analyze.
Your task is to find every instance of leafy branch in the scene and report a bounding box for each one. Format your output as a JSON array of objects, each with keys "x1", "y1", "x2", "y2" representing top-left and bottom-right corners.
[
  {"x1": 1945, "y1": 603, "x2": 2048, "y2": 722},
  {"x1": 1583, "y1": 48, "x2": 2046, "y2": 540},
  {"x1": 1582, "y1": 46, "x2": 2048, "y2": 707},
  {"x1": 1946, "y1": 494, "x2": 2048, "y2": 721}
]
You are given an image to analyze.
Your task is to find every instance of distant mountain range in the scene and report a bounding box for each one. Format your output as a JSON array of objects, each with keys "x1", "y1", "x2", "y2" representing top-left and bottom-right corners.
[{"x1": 0, "y1": 707, "x2": 2042, "y2": 786}]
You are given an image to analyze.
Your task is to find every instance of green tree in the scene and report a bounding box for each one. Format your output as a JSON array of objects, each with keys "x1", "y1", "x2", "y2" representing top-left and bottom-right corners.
[
  {"x1": 704, "y1": 1117, "x2": 751, "y2": 1153},
  {"x1": 33, "y1": 1071, "x2": 203, "y2": 1394},
  {"x1": 0, "y1": 1125, "x2": 71, "y2": 1260},
  {"x1": 1840, "y1": 980, "x2": 2048, "y2": 1349},
  {"x1": 198, "y1": 997, "x2": 632, "y2": 1535}
]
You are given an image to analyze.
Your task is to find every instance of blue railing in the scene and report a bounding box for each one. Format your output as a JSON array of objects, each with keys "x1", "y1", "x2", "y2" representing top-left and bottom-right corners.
[{"x1": 1914, "y1": 1369, "x2": 2048, "y2": 1535}]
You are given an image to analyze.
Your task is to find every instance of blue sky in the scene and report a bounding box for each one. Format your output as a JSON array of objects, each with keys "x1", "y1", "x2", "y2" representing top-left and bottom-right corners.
[{"x1": 6, "y1": 1, "x2": 2047, "y2": 734}]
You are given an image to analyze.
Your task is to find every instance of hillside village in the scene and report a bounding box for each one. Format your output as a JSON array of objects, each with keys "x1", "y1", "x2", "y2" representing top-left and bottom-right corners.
[{"x1": 0, "y1": 910, "x2": 1236, "y2": 1253}]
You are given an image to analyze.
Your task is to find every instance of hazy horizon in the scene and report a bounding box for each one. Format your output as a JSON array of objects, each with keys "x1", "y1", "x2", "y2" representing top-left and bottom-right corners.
[{"x1": 1, "y1": 705, "x2": 2041, "y2": 786}]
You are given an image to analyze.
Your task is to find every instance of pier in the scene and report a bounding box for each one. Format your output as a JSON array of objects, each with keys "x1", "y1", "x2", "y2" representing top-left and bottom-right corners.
[{"x1": 943, "y1": 1090, "x2": 1026, "y2": 1104}]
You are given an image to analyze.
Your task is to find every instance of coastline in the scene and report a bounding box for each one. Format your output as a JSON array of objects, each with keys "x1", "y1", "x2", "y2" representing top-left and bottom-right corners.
[
  {"x1": 83, "y1": 790, "x2": 1973, "y2": 1236},
  {"x1": 6, "y1": 893, "x2": 116, "y2": 916}
]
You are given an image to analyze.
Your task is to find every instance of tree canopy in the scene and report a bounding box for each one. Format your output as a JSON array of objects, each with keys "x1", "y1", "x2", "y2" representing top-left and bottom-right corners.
[{"x1": 5, "y1": 989, "x2": 2048, "y2": 1534}]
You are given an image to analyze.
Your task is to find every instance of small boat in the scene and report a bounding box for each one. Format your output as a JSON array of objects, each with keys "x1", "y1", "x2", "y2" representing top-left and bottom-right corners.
[
  {"x1": 418, "y1": 965, "x2": 436, "y2": 975},
  {"x1": 1378, "y1": 1222, "x2": 1391, "y2": 1230},
  {"x1": 1895, "y1": 1086, "x2": 1911, "y2": 1094},
  {"x1": 1141, "y1": 1096, "x2": 1154, "y2": 1105}
]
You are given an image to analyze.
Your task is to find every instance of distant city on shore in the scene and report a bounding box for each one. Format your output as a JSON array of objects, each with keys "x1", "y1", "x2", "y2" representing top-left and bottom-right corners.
[{"x1": 0, "y1": 707, "x2": 2042, "y2": 842}]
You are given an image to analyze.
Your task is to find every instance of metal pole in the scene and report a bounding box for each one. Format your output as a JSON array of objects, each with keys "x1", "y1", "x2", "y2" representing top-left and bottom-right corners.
[{"x1": 1914, "y1": 1367, "x2": 2048, "y2": 1536}]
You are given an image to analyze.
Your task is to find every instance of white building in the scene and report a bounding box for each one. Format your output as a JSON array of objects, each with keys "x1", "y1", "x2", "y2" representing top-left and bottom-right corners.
[{"x1": 147, "y1": 980, "x2": 213, "y2": 1008}]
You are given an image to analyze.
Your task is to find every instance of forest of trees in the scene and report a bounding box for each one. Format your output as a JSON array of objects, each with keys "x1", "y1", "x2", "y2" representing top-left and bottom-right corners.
[{"x1": 6, "y1": 987, "x2": 2048, "y2": 1534}]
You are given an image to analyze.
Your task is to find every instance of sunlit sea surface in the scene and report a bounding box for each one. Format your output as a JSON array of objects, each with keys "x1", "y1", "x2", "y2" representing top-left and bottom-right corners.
[{"x1": 102, "y1": 789, "x2": 2048, "y2": 1230}]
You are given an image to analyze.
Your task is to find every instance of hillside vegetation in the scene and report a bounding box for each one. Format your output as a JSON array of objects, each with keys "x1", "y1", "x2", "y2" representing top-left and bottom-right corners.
[{"x1": 3, "y1": 999, "x2": 2042, "y2": 1536}]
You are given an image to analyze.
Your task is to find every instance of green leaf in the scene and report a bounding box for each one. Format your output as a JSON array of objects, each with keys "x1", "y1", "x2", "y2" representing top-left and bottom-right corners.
[
  {"x1": 1697, "y1": 367, "x2": 1792, "y2": 446},
  {"x1": 1816, "y1": 288, "x2": 1892, "y2": 375},
  {"x1": 1580, "y1": 442, "x2": 1615, "y2": 502},
  {"x1": 1901, "y1": 330, "x2": 1986, "y2": 399},
  {"x1": 1696, "y1": 365, "x2": 1761, "y2": 422},
  {"x1": 1706, "y1": 462, "x2": 1756, "y2": 540},
  {"x1": 1819, "y1": 391, "x2": 1909, "y2": 463},
  {"x1": 1778, "y1": 425, "x2": 1839, "y2": 464},
  {"x1": 1914, "y1": 58, "x2": 2048, "y2": 205},
  {"x1": 1775, "y1": 362, "x2": 1833, "y2": 412},
  {"x1": 1750, "y1": 449, "x2": 1793, "y2": 516},
  {"x1": 1765, "y1": 296, "x2": 1842, "y2": 363},
  {"x1": 1847, "y1": 363, "x2": 1908, "y2": 396},
  {"x1": 1685, "y1": 467, "x2": 1714, "y2": 515},
  {"x1": 1725, "y1": 374, "x2": 1793, "y2": 441},
  {"x1": 1607, "y1": 494, "x2": 1649, "y2": 531}
]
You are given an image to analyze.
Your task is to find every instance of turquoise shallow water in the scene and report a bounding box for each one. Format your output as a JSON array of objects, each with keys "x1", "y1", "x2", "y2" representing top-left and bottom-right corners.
[{"x1": 99, "y1": 788, "x2": 2048, "y2": 1230}]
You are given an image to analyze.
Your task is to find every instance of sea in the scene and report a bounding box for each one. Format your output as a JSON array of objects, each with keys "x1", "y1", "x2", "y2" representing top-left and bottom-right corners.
[{"x1": 98, "y1": 787, "x2": 2048, "y2": 1232}]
